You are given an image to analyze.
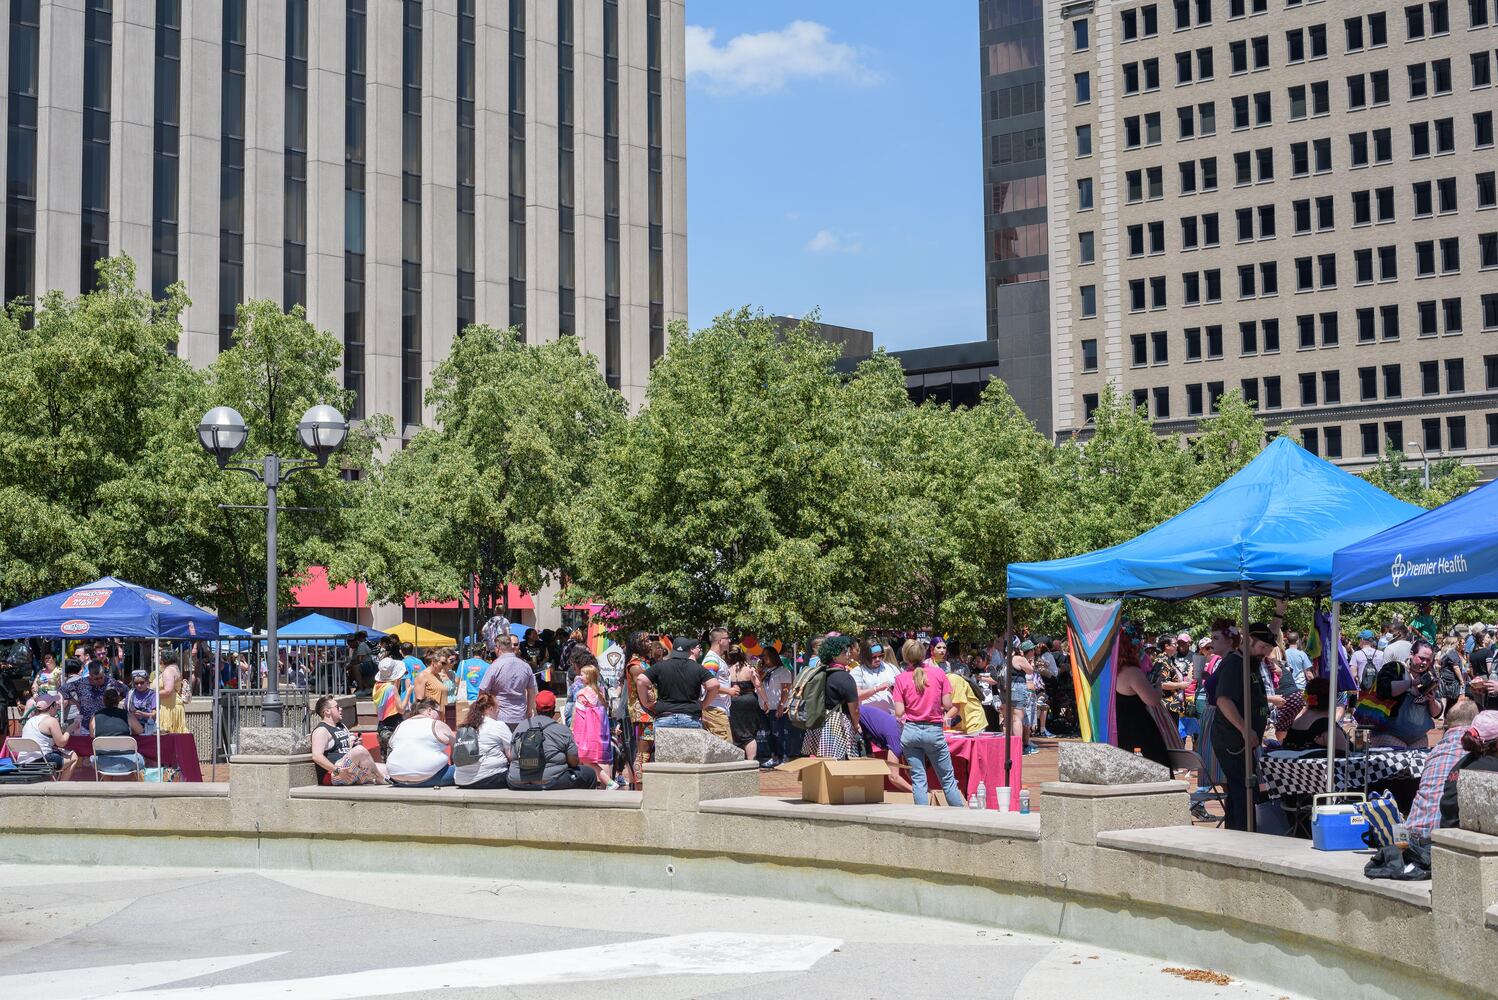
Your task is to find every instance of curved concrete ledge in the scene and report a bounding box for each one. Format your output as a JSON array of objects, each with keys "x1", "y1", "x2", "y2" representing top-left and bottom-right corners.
[{"x1": 2, "y1": 758, "x2": 1494, "y2": 1000}]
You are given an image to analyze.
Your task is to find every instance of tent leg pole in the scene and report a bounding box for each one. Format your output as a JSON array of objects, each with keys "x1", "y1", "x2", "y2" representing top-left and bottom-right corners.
[
  {"x1": 154, "y1": 638, "x2": 161, "y2": 780},
  {"x1": 1327, "y1": 601, "x2": 1340, "y2": 795},
  {"x1": 1240, "y1": 588, "x2": 1254, "y2": 834},
  {"x1": 1003, "y1": 599, "x2": 1013, "y2": 796}
]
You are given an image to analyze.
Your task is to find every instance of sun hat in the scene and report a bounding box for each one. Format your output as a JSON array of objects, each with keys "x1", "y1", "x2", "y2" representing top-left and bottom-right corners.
[{"x1": 374, "y1": 657, "x2": 407, "y2": 683}]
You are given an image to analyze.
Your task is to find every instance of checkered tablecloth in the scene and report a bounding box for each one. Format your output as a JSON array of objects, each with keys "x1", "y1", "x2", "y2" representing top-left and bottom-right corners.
[{"x1": 1260, "y1": 748, "x2": 1429, "y2": 799}]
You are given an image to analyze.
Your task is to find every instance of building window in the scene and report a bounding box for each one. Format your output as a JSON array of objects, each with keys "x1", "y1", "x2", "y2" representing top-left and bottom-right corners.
[
  {"x1": 458, "y1": 0, "x2": 477, "y2": 336},
  {"x1": 1081, "y1": 338, "x2": 1098, "y2": 372},
  {"x1": 1323, "y1": 370, "x2": 1341, "y2": 403},
  {"x1": 1187, "y1": 383, "x2": 1204, "y2": 415},
  {"x1": 1080, "y1": 285, "x2": 1097, "y2": 318},
  {"x1": 4, "y1": 0, "x2": 40, "y2": 309},
  {"x1": 1153, "y1": 386, "x2": 1171, "y2": 418},
  {"x1": 1076, "y1": 124, "x2": 1092, "y2": 157},
  {"x1": 509, "y1": 0, "x2": 527, "y2": 335},
  {"x1": 1424, "y1": 417, "x2": 1442, "y2": 452},
  {"x1": 1077, "y1": 178, "x2": 1094, "y2": 210},
  {"x1": 345, "y1": 0, "x2": 367, "y2": 417},
  {"x1": 1324, "y1": 427, "x2": 1342, "y2": 459},
  {"x1": 1075, "y1": 71, "x2": 1091, "y2": 103},
  {"x1": 647, "y1": 0, "x2": 664, "y2": 362},
  {"x1": 1383, "y1": 363, "x2": 1403, "y2": 398},
  {"x1": 1303, "y1": 428, "x2": 1319, "y2": 455},
  {"x1": 284, "y1": 0, "x2": 308, "y2": 310},
  {"x1": 402, "y1": 0, "x2": 422, "y2": 425},
  {"x1": 1073, "y1": 18, "x2": 1090, "y2": 50},
  {"x1": 1448, "y1": 415, "x2": 1467, "y2": 450},
  {"x1": 1299, "y1": 371, "x2": 1317, "y2": 405},
  {"x1": 80, "y1": 0, "x2": 113, "y2": 293},
  {"x1": 604, "y1": 0, "x2": 621, "y2": 388},
  {"x1": 1447, "y1": 357, "x2": 1466, "y2": 392},
  {"x1": 1361, "y1": 423, "x2": 1380, "y2": 457},
  {"x1": 1079, "y1": 231, "x2": 1095, "y2": 264},
  {"x1": 219, "y1": 0, "x2": 247, "y2": 350},
  {"x1": 152, "y1": 0, "x2": 181, "y2": 306}
]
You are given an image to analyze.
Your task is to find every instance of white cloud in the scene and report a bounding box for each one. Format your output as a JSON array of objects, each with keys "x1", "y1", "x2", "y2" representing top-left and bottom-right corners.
[
  {"x1": 686, "y1": 21, "x2": 878, "y2": 95},
  {"x1": 805, "y1": 229, "x2": 862, "y2": 254}
]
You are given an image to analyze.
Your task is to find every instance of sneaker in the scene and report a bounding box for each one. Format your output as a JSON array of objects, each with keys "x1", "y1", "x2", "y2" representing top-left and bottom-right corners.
[
  {"x1": 1190, "y1": 802, "x2": 1211, "y2": 821},
  {"x1": 1023, "y1": 744, "x2": 1041, "y2": 756},
  {"x1": 1038, "y1": 729, "x2": 1055, "y2": 739}
]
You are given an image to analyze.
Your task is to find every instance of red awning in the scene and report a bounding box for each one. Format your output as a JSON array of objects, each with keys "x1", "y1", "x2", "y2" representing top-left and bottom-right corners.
[
  {"x1": 404, "y1": 585, "x2": 533, "y2": 611},
  {"x1": 292, "y1": 566, "x2": 367, "y2": 609}
]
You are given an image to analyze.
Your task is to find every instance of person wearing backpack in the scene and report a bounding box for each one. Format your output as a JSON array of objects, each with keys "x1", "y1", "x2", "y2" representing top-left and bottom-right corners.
[
  {"x1": 505, "y1": 691, "x2": 598, "y2": 790},
  {"x1": 796, "y1": 635, "x2": 862, "y2": 759},
  {"x1": 454, "y1": 692, "x2": 512, "y2": 790}
]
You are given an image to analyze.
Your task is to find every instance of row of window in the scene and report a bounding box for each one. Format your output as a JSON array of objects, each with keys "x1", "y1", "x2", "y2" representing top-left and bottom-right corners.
[
  {"x1": 1077, "y1": 158, "x2": 1496, "y2": 216},
  {"x1": 1118, "y1": 2, "x2": 1493, "y2": 46},
  {"x1": 1077, "y1": 296, "x2": 1498, "y2": 365}
]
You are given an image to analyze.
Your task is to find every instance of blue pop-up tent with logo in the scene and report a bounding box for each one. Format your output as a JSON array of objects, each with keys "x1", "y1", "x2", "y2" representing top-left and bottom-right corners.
[
  {"x1": 1333, "y1": 477, "x2": 1498, "y2": 602},
  {"x1": 1007, "y1": 437, "x2": 1422, "y2": 811},
  {"x1": 0, "y1": 576, "x2": 222, "y2": 640}
]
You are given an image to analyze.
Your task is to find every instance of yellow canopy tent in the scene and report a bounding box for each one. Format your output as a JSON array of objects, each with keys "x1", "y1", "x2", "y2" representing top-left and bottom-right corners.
[{"x1": 386, "y1": 621, "x2": 456, "y2": 648}]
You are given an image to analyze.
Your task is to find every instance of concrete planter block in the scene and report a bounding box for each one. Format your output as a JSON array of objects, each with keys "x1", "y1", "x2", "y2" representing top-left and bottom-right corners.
[
  {"x1": 642, "y1": 761, "x2": 762, "y2": 812},
  {"x1": 1457, "y1": 770, "x2": 1498, "y2": 837},
  {"x1": 653, "y1": 727, "x2": 744, "y2": 764},
  {"x1": 237, "y1": 727, "x2": 311, "y2": 756}
]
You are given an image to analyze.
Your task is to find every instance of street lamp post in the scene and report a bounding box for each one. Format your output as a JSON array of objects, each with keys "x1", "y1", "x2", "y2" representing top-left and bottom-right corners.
[
  {"x1": 197, "y1": 404, "x2": 349, "y2": 728},
  {"x1": 1406, "y1": 439, "x2": 1431, "y2": 491}
]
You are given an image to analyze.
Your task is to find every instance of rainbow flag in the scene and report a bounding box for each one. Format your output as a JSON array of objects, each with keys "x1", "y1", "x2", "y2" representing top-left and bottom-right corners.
[
  {"x1": 372, "y1": 681, "x2": 401, "y2": 722},
  {"x1": 1063, "y1": 595, "x2": 1124, "y2": 745}
]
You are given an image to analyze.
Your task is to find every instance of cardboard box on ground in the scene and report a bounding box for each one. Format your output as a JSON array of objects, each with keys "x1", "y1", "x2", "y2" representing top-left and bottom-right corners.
[{"x1": 777, "y1": 758, "x2": 891, "y2": 805}]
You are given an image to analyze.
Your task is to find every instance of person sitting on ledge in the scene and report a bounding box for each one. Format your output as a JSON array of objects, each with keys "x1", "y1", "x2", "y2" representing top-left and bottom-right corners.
[
  {"x1": 505, "y1": 690, "x2": 598, "y2": 791},
  {"x1": 385, "y1": 698, "x2": 456, "y2": 788},
  {"x1": 310, "y1": 695, "x2": 385, "y2": 786},
  {"x1": 454, "y1": 692, "x2": 512, "y2": 791},
  {"x1": 1439, "y1": 709, "x2": 1498, "y2": 829}
]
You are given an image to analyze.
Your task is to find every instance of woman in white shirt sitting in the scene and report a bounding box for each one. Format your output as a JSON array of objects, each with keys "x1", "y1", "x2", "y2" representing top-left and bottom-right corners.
[
  {"x1": 454, "y1": 692, "x2": 512, "y2": 790},
  {"x1": 385, "y1": 698, "x2": 456, "y2": 787}
]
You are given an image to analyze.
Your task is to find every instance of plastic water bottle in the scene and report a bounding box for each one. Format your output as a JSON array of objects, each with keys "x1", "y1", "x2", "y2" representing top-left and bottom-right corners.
[
  {"x1": 975, "y1": 782, "x2": 987, "y2": 810},
  {"x1": 1019, "y1": 789, "x2": 1031, "y2": 815}
]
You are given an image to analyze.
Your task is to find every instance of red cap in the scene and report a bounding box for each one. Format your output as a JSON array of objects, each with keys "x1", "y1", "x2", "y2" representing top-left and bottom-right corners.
[{"x1": 536, "y1": 690, "x2": 557, "y2": 712}]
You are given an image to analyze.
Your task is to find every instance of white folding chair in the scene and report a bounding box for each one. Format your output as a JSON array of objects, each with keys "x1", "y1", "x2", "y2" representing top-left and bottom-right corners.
[
  {"x1": 91, "y1": 736, "x2": 143, "y2": 781},
  {"x1": 3, "y1": 737, "x2": 61, "y2": 780}
]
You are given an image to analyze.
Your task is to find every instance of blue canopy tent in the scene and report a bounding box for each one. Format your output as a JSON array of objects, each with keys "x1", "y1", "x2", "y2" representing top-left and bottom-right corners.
[
  {"x1": 0, "y1": 576, "x2": 222, "y2": 640},
  {"x1": 277, "y1": 613, "x2": 386, "y2": 646},
  {"x1": 1007, "y1": 437, "x2": 1423, "y2": 815},
  {"x1": 1333, "y1": 477, "x2": 1498, "y2": 602},
  {"x1": 0, "y1": 576, "x2": 225, "y2": 779}
]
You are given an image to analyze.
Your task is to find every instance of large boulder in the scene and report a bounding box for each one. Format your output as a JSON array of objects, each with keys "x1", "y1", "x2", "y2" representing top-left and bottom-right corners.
[
  {"x1": 654, "y1": 726, "x2": 744, "y2": 765},
  {"x1": 1058, "y1": 741, "x2": 1171, "y2": 785},
  {"x1": 1458, "y1": 769, "x2": 1498, "y2": 836},
  {"x1": 236, "y1": 726, "x2": 311, "y2": 756}
]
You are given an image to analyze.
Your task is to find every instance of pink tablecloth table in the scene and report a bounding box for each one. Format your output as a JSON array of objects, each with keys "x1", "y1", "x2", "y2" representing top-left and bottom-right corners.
[
  {"x1": 66, "y1": 733, "x2": 203, "y2": 782},
  {"x1": 941, "y1": 733, "x2": 1023, "y2": 811}
]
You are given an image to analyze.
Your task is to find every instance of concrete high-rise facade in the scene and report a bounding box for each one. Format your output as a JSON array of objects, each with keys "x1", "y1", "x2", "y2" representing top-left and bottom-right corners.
[
  {"x1": 1046, "y1": 0, "x2": 1498, "y2": 467},
  {"x1": 981, "y1": 0, "x2": 1054, "y2": 437},
  {"x1": 1, "y1": 0, "x2": 687, "y2": 423}
]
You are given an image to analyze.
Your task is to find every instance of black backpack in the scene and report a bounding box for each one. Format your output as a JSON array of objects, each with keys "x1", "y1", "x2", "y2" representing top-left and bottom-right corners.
[
  {"x1": 452, "y1": 724, "x2": 480, "y2": 766},
  {"x1": 515, "y1": 721, "x2": 550, "y2": 780}
]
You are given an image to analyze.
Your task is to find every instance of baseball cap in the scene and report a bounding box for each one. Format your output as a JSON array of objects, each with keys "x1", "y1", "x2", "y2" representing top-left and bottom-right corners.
[
  {"x1": 1247, "y1": 622, "x2": 1275, "y2": 644},
  {"x1": 535, "y1": 690, "x2": 557, "y2": 712},
  {"x1": 1472, "y1": 623, "x2": 1487, "y2": 635},
  {"x1": 33, "y1": 692, "x2": 58, "y2": 708},
  {"x1": 1020, "y1": 639, "x2": 1035, "y2": 652},
  {"x1": 1359, "y1": 629, "x2": 1376, "y2": 641},
  {"x1": 1176, "y1": 632, "x2": 1192, "y2": 645},
  {"x1": 1470, "y1": 711, "x2": 1498, "y2": 744},
  {"x1": 1197, "y1": 636, "x2": 1212, "y2": 649},
  {"x1": 671, "y1": 635, "x2": 700, "y2": 654}
]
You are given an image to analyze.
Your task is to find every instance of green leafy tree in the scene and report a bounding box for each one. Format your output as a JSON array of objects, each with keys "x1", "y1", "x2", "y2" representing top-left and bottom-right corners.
[
  {"x1": 1188, "y1": 389, "x2": 1272, "y2": 490},
  {"x1": 335, "y1": 325, "x2": 625, "y2": 618},
  {"x1": 1360, "y1": 448, "x2": 1478, "y2": 509},
  {"x1": 0, "y1": 258, "x2": 190, "y2": 602},
  {"x1": 880, "y1": 381, "x2": 1058, "y2": 640},
  {"x1": 567, "y1": 309, "x2": 906, "y2": 636},
  {"x1": 96, "y1": 298, "x2": 386, "y2": 622}
]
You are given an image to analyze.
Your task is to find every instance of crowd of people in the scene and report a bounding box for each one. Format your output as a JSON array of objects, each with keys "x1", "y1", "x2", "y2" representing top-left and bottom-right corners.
[{"x1": 2, "y1": 639, "x2": 196, "y2": 778}]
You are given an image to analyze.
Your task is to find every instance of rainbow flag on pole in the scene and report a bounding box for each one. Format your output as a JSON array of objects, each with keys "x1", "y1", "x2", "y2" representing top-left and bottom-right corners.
[{"x1": 1063, "y1": 595, "x2": 1124, "y2": 745}]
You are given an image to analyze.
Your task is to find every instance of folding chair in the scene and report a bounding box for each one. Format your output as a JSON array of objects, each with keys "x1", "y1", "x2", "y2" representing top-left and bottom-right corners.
[
  {"x1": 91, "y1": 736, "x2": 144, "y2": 781},
  {"x1": 1168, "y1": 748, "x2": 1225, "y2": 827},
  {"x1": 2, "y1": 738, "x2": 62, "y2": 781}
]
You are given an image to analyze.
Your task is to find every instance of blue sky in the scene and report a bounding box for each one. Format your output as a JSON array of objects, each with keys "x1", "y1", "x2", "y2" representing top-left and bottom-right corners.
[{"x1": 685, "y1": 3, "x2": 983, "y2": 352}]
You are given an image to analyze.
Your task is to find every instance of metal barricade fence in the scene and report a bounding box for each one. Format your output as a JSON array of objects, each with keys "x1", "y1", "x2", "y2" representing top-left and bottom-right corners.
[{"x1": 211, "y1": 686, "x2": 314, "y2": 766}]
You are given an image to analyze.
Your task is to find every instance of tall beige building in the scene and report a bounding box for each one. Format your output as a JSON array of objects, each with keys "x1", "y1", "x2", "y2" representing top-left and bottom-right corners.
[
  {"x1": 1046, "y1": 0, "x2": 1498, "y2": 467},
  {"x1": 2, "y1": 0, "x2": 687, "y2": 426}
]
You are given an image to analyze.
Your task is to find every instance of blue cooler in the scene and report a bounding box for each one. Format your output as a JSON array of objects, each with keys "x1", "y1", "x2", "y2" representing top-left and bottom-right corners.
[{"x1": 1311, "y1": 793, "x2": 1368, "y2": 851}]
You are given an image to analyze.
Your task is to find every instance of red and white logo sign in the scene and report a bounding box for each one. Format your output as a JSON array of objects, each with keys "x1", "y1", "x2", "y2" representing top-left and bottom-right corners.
[
  {"x1": 61, "y1": 590, "x2": 112, "y2": 610},
  {"x1": 61, "y1": 620, "x2": 90, "y2": 635},
  {"x1": 145, "y1": 593, "x2": 173, "y2": 606}
]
